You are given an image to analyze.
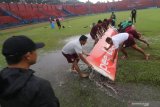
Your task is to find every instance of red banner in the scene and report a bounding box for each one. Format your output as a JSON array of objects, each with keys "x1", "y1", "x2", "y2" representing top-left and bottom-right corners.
[{"x1": 87, "y1": 27, "x2": 118, "y2": 81}]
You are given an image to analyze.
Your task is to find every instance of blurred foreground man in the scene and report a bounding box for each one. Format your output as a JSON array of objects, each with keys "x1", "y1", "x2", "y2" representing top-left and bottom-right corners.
[{"x1": 0, "y1": 36, "x2": 59, "y2": 107}]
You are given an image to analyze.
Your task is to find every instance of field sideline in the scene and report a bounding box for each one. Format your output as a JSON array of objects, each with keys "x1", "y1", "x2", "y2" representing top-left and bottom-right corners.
[{"x1": 0, "y1": 8, "x2": 160, "y2": 85}]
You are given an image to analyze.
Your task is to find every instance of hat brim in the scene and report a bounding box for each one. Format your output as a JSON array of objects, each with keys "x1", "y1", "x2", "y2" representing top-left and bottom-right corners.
[{"x1": 35, "y1": 43, "x2": 45, "y2": 49}]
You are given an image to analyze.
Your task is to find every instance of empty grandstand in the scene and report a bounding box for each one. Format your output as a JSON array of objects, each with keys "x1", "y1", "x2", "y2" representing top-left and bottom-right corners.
[{"x1": 0, "y1": 0, "x2": 159, "y2": 29}]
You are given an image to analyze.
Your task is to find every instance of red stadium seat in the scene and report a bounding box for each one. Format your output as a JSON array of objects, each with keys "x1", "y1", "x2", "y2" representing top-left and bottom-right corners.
[
  {"x1": 0, "y1": 1, "x2": 157, "y2": 26},
  {"x1": 8, "y1": 3, "x2": 19, "y2": 16},
  {"x1": 0, "y1": 3, "x2": 10, "y2": 10},
  {"x1": 0, "y1": 16, "x2": 18, "y2": 24}
]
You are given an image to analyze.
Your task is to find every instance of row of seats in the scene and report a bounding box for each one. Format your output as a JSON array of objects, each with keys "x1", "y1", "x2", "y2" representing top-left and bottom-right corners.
[
  {"x1": 157, "y1": 1, "x2": 160, "y2": 7},
  {"x1": 0, "y1": 3, "x2": 66, "y2": 20},
  {"x1": 0, "y1": 16, "x2": 18, "y2": 24},
  {"x1": 114, "y1": 0, "x2": 158, "y2": 10},
  {"x1": 0, "y1": 11, "x2": 3, "y2": 16},
  {"x1": 63, "y1": 5, "x2": 86, "y2": 15},
  {"x1": 90, "y1": 4, "x2": 108, "y2": 13},
  {"x1": 0, "y1": 1, "x2": 158, "y2": 25}
]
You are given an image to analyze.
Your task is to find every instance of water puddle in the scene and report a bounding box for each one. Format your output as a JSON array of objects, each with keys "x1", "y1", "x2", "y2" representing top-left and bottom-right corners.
[{"x1": 30, "y1": 34, "x2": 160, "y2": 107}]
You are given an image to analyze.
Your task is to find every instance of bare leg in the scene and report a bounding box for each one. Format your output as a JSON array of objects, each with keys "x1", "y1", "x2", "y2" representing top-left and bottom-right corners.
[
  {"x1": 121, "y1": 47, "x2": 128, "y2": 59},
  {"x1": 71, "y1": 63, "x2": 74, "y2": 70},
  {"x1": 138, "y1": 38, "x2": 149, "y2": 47},
  {"x1": 72, "y1": 60, "x2": 89, "y2": 77},
  {"x1": 71, "y1": 58, "x2": 80, "y2": 73},
  {"x1": 132, "y1": 44, "x2": 149, "y2": 60},
  {"x1": 71, "y1": 64, "x2": 78, "y2": 73}
]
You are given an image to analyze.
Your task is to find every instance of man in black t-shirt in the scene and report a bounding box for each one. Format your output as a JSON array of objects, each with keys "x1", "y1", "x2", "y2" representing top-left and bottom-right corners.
[
  {"x1": 131, "y1": 8, "x2": 137, "y2": 23},
  {"x1": 56, "y1": 18, "x2": 61, "y2": 29},
  {"x1": 110, "y1": 12, "x2": 116, "y2": 26}
]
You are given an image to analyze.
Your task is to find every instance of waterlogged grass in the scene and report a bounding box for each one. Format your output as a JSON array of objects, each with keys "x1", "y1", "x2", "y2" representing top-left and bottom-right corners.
[
  {"x1": 55, "y1": 79, "x2": 127, "y2": 107},
  {"x1": 116, "y1": 35, "x2": 160, "y2": 85},
  {"x1": 0, "y1": 8, "x2": 160, "y2": 85}
]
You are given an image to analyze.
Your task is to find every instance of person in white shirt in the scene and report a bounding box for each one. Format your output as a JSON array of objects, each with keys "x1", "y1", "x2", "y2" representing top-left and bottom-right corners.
[
  {"x1": 104, "y1": 33, "x2": 149, "y2": 62},
  {"x1": 62, "y1": 35, "x2": 92, "y2": 78}
]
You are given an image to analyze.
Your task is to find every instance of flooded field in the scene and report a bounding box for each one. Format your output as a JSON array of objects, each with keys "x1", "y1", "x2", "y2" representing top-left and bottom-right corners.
[{"x1": 31, "y1": 35, "x2": 160, "y2": 107}]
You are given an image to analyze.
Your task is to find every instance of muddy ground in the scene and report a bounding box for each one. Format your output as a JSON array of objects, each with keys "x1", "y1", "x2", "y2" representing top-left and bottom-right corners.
[{"x1": 31, "y1": 35, "x2": 160, "y2": 107}]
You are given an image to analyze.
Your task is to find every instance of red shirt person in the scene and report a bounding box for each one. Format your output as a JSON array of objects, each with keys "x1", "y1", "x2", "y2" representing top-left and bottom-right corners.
[
  {"x1": 101, "y1": 19, "x2": 109, "y2": 32},
  {"x1": 125, "y1": 26, "x2": 149, "y2": 47},
  {"x1": 90, "y1": 20, "x2": 103, "y2": 46}
]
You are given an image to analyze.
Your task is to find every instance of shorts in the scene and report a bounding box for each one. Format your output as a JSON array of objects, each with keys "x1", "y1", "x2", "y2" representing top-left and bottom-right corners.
[
  {"x1": 62, "y1": 52, "x2": 79, "y2": 63},
  {"x1": 123, "y1": 34, "x2": 136, "y2": 48},
  {"x1": 126, "y1": 29, "x2": 140, "y2": 39}
]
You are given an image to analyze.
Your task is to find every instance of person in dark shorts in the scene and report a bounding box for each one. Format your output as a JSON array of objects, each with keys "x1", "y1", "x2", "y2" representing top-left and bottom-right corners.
[
  {"x1": 131, "y1": 8, "x2": 137, "y2": 23},
  {"x1": 62, "y1": 35, "x2": 92, "y2": 78},
  {"x1": 56, "y1": 17, "x2": 61, "y2": 29},
  {"x1": 104, "y1": 33, "x2": 149, "y2": 62},
  {"x1": 126, "y1": 28, "x2": 149, "y2": 47},
  {"x1": 118, "y1": 21, "x2": 149, "y2": 47},
  {"x1": 0, "y1": 36, "x2": 59, "y2": 107},
  {"x1": 90, "y1": 20, "x2": 103, "y2": 46}
]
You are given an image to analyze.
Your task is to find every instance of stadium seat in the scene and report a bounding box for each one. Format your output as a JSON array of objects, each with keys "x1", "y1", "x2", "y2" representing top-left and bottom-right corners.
[{"x1": 0, "y1": 1, "x2": 157, "y2": 27}]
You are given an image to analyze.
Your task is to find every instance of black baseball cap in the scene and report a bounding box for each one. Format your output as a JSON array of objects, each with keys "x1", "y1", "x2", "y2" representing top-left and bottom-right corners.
[{"x1": 2, "y1": 35, "x2": 45, "y2": 57}]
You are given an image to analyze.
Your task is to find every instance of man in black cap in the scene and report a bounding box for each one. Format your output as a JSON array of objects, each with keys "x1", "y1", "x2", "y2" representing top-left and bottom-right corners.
[{"x1": 0, "y1": 35, "x2": 59, "y2": 107}]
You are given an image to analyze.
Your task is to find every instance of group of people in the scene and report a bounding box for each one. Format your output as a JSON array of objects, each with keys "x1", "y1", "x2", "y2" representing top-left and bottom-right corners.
[
  {"x1": 0, "y1": 8, "x2": 146, "y2": 107},
  {"x1": 49, "y1": 17, "x2": 63, "y2": 29},
  {"x1": 105, "y1": 18, "x2": 149, "y2": 62},
  {"x1": 89, "y1": 11, "x2": 118, "y2": 46},
  {"x1": 62, "y1": 9, "x2": 148, "y2": 80}
]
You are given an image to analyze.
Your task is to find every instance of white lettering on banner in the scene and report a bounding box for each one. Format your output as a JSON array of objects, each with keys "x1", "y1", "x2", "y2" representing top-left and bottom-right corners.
[
  {"x1": 99, "y1": 47, "x2": 115, "y2": 74},
  {"x1": 100, "y1": 55, "x2": 110, "y2": 74}
]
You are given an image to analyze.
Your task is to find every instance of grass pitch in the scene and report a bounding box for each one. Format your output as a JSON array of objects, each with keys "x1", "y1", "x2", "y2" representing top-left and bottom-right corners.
[{"x1": 0, "y1": 8, "x2": 160, "y2": 85}]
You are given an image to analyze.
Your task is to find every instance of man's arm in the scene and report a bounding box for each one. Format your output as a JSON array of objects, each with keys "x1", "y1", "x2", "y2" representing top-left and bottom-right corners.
[
  {"x1": 82, "y1": 51, "x2": 90, "y2": 56},
  {"x1": 78, "y1": 53, "x2": 92, "y2": 68},
  {"x1": 104, "y1": 44, "x2": 113, "y2": 51},
  {"x1": 104, "y1": 44, "x2": 118, "y2": 62},
  {"x1": 111, "y1": 49, "x2": 118, "y2": 62}
]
